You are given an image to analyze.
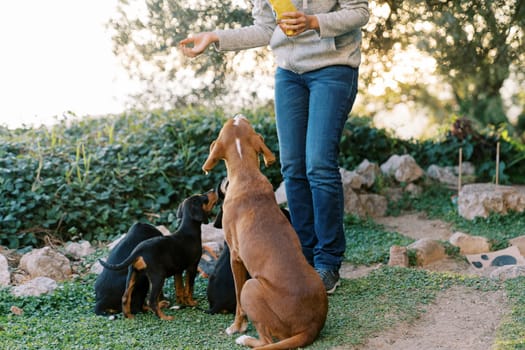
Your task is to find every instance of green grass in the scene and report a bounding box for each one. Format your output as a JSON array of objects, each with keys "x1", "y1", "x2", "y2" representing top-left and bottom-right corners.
[
  {"x1": 1, "y1": 184, "x2": 525, "y2": 349},
  {"x1": 0, "y1": 266, "x2": 504, "y2": 350}
]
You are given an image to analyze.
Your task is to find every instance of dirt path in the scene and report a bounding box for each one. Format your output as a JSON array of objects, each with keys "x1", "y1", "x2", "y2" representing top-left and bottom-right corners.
[
  {"x1": 352, "y1": 286, "x2": 506, "y2": 350},
  {"x1": 339, "y1": 213, "x2": 509, "y2": 350}
]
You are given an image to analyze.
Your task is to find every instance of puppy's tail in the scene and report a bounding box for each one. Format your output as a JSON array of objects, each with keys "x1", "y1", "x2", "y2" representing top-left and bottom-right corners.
[{"x1": 98, "y1": 255, "x2": 135, "y2": 271}]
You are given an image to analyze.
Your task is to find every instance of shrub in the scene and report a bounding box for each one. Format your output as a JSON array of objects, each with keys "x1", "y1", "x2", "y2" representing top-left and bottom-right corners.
[{"x1": 1, "y1": 108, "x2": 523, "y2": 248}]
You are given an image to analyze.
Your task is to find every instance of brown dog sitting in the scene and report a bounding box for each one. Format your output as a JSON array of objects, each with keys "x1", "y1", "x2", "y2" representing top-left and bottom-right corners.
[
  {"x1": 203, "y1": 115, "x2": 328, "y2": 349},
  {"x1": 98, "y1": 190, "x2": 218, "y2": 320}
]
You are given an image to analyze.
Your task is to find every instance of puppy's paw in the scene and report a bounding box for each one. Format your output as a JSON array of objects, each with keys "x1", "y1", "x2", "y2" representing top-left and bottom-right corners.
[
  {"x1": 235, "y1": 335, "x2": 253, "y2": 345},
  {"x1": 158, "y1": 300, "x2": 170, "y2": 309},
  {"x1": 225, "y1": 325, "x2": 236, "y2": 335}
]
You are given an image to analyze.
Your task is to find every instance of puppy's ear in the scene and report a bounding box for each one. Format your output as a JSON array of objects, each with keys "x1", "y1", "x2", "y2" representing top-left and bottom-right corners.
[
  {"x1": 253, "y1": 134, "x2": 276, "y2": 167},
  {"x1": 202, "y1": 140, "x2": 222, "y2": 174}
]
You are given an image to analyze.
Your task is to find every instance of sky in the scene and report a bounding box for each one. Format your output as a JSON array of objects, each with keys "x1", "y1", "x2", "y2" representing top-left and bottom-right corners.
[{"x1": 0, "y1": 1, "x2": 135, "y2": 129}]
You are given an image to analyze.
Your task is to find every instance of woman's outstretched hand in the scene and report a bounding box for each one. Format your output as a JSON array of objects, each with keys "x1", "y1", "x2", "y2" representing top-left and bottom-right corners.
[{"x1": 179, "y1": 32, "x2": 219, "y2": 58}]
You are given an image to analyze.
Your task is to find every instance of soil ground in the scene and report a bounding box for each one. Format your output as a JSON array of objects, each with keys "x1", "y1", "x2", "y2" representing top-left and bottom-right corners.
[{"x1": 338, "y1": 212, "x2": 509, "y2": 350}]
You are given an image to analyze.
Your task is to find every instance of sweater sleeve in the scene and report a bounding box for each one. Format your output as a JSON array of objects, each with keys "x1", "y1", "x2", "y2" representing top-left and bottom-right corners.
[
  {"x1": 316, "y1": 0, "x2": 369, "y2": 38},
  {"x1": 214, "y1": 0, "x2": 277, "y2": 51}
]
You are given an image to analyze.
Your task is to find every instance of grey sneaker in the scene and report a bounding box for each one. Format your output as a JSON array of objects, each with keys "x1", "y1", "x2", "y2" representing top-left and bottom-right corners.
[{"x1": 316, "y1": 269, "x2": 340, "y2": 295}]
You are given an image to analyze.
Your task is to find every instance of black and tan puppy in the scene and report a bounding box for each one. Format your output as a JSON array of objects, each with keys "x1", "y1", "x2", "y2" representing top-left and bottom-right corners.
[
  {"x1": 99, "y1": 190, "x2": 218, "y2": 320},
  {"x1": 94, "y1": 222, "x2": 163, "y2": 315}
]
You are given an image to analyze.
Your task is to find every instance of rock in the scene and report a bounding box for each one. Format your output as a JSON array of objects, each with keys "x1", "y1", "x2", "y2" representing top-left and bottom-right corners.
[
  {"x1": 408, "y1": 239, "x2": 446, "y2": 266},
  {"x1": 19, "y1": 247, "x2": 72, "y2": 281},
  {"x1": 380, "y1": 154, "x2": 424, "y2": 183},
  {"x1": 458, "y1": 184, "x2": 525, "y2": 220},
  {"x1": 343, "y1": 187, "x2": 366, "y2": 217},
  {"x1": 10, "y1": 306, "x2": 24, "y2": 315},
  {"x1": 509, "y1": 235, "x2": 525, "y2": 256},
  {"x1": 388, "y1": 245, "x2": 409, "y2": 267},
  {"x1": 201, "y1": 223, "x2": 225, "y2": 248},
  {"x1": 91, "y1": 261, "x2": 104, "y2": 275},
  {"x1": 359, "y1": 194, "x2": 388, "y2": 217},
  {"x1": 64, "y1": 241, "x2": 95, "y2": 258},
  {"x1": 465, "y1": 246, "x2": 525, "y2": 270},
  {"x1": 340, "y1": 168, "x2": 365, "y2": 190},
  {"x1": 274, "y1": 181, "x2": 287, "y2": 205},
  {"x1": 489, "y1": 265, "x2": 525, "y2": 281},
  {"x1": 449, "y1": 232, "x2": 491, "y2": 255},
  {"x1": 355, "y1": 159, "x2": 380, "y2": 189},
  {"x1": 155, "y1": 225, "x2": 172, "y2": 236},
  {"x1": 426, "y1": 165, "x2": 458, "y2": 186},
  {"x1": 11, "y1": 277, "x2": 58, "y2": 297},
  {"x1": 426, "y1": 162, "x2": 476, "y2": 187},
  {"x1": 383, "y1": 187, "x2": 404, "y2": 203},
  {"x1": 404, "y1": 183, "x2": 423, "y2": 197},
  {"x1": 0, "y1": 254, "x2": 10, "y2": 286}
]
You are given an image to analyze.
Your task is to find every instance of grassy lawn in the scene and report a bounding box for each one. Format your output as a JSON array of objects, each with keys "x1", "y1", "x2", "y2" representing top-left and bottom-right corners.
[{"x1": 1, "y1": 186, "x2": 524, "y2": 349}]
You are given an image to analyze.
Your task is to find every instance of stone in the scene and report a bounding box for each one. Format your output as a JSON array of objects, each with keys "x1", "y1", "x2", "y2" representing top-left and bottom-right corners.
[
  {"x1": 449, "y1": 232, "x2": 491, "y2": 255},
  {"x1": 343, "y1": 187, "x2": 366, "y2": 217},
  {"x1": 465, "y1": 246, "x2": 525, "y2": 270},
  {"x1": 388, "y1": 245, "x2": 409, "y2": 267},
  {"x1": 155, "y1": 225, "x2": 171, "y2": 236},
  {"x1": 509, "y1": 235, "x2": 525, "y2": 256},
  {"x1": 0, "y1": 254, "x2": 10, "y2": 286},
  {"x1": 404, "y1": 183, "x2": 423, "y2": 197},
  {"x1": 355, "y1": 159, "x2": 380, "y2": 189},
  {"x1": 64, "y1": 240, "x2": 95, "y2": 258},
  {"x1": 489, "y1": 265, "x2": 525, "y2": 281},
  {"x1": 458, "y1": 184, "x2": 525, "y2": 220},
  {"x1": 408, "y1": 238, "x2": 446, "y2": 266},
  {"x1": 340, "y1": 168, "x2": 365, "y2": 190},
  {"x1": 426, "y1": 164, "x2": 458, "y2": 187},
  {"x1": 383, "y1": 187, "x2": 404, "y2": 203},
  {"x1": 201, "y1": 223, "x2": 225, "y2": 248},
  {"x1": 11, "y1": 277, "x2": 58, "y2": 297},
  {"x1": 19, "y1": 247, "x2": 72, "y2": 281},
  {"x1": 380, "y1": 154, "x2": 424, "y2": 183},
  {"x1": 274, "y1": 181, "x2": 287, "y2": 205},
  {"x1": 359, "y1": 194, "x2": 388, "y2": 217},
  {"x1": 426, "y1": 162, "x2": 476, "y2": 187}
]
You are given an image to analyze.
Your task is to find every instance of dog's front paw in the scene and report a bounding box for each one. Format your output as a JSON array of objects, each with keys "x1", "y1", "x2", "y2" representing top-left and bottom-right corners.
[
  {"x1": 235, "y1": 335, "x2": 253, "y2": 346},
  {"x1": 225, "y1": 325, "x2": 237, "y2": 335},
  {"x1": 226, "y1": 319, "x2": 248, "y2": 335}
]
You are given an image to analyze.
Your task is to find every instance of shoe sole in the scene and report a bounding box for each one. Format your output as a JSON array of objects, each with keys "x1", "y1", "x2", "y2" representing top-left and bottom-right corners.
[{"x1": 326, "y1": 279, "x2": 341, "y2": 295}]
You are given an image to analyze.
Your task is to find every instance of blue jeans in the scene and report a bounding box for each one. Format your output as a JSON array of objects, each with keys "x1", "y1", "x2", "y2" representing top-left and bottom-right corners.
[{"x1": 275, "y1": 65, "x2": 358, "y2": 271}]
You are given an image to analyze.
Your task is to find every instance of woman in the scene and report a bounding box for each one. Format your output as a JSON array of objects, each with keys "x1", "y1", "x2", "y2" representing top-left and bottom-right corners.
[{"x1": 180, "y1": 0, "x2": 369, "y2": 294}]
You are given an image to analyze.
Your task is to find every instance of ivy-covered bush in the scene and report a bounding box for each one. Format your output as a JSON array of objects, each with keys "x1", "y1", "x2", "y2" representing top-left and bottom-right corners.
[
  {"x1": 1, "y1": 108, "x2": 524, "y2": 248},
  {"x1": 0, "y1": 108, "x2": 281, "y2": 248}
]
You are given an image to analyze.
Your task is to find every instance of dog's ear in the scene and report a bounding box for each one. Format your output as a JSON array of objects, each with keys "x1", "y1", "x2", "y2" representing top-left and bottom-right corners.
[
  {"x1": 252, "y1": 134, "x2": 276, "y2": 167},
  {"x1": 202, "y1": 140, "x2": 222, "y2": 174}
]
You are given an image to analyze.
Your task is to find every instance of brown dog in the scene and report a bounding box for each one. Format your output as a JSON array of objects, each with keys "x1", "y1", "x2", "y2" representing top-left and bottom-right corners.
[{"x1": 203, "y1": 115, "x2": 328, "y2": 349}]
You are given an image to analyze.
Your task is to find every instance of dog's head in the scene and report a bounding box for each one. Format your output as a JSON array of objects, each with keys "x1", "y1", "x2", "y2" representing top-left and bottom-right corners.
[
  {"x1": 176, "y1": 189, "x2": 219, "y2": 224},
  {"x1": 202, "y1": 114, "x2": 276, "y2": 174}
]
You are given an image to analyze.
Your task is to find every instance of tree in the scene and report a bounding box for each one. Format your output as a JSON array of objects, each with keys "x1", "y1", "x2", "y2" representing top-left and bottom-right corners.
[
  {"x1": 109, "y1": 0, "x2": 272, "y2": 109},
  {"x1": 366, "y1": 0, "x2": 525, "y2": 127},
  {"x1": 109, "y1": 0, "x2": 525, "y2": 129}
]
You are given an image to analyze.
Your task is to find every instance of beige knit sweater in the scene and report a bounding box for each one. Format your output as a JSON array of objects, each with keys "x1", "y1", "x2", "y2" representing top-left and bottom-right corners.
[{"x1": 214, "y1": 0, "x2": 369, "y2": 74}]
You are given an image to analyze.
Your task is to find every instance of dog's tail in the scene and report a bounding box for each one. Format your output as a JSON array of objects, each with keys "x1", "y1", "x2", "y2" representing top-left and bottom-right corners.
[{"x1": 98, "y1": 253, "x2": 137, "y2": 271}]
